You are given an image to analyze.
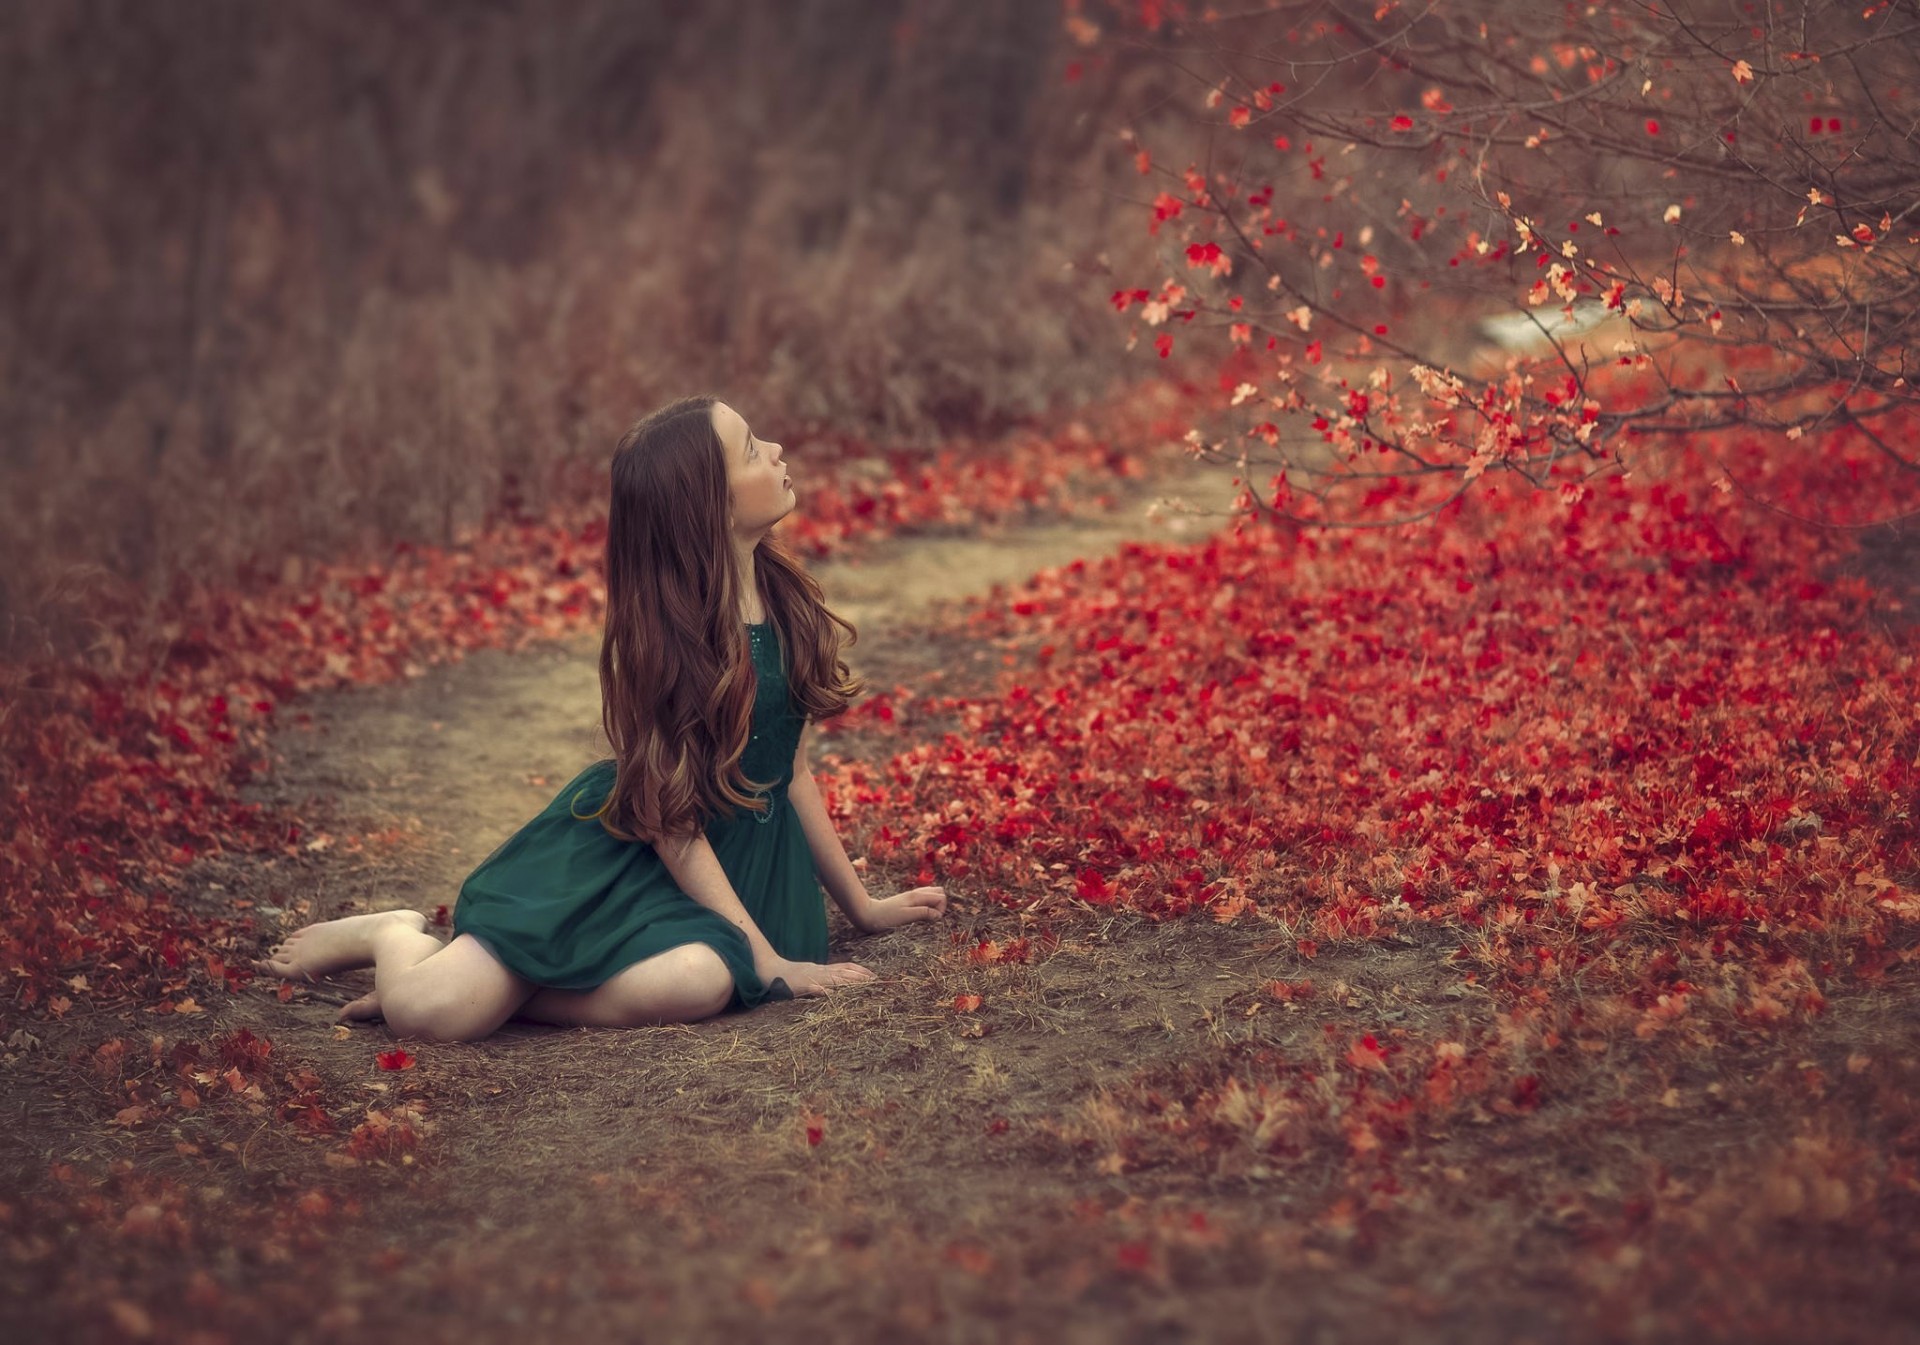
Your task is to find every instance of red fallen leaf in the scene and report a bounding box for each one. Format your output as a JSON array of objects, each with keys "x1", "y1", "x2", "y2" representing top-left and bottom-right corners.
[
  {"x1": 1345, "y1": 1034, "x2": 1391, "y2": 1073},
  {"x1": 803, "y1": 1115, "x2": 825, "y2": 1147},
  {"x1": 296, "y1": 1190, "x2": 332, "y2": 1217},
  {"x1": 1296, "y1": 939, "x2": 1318, "y2": 960},
  {"x1": 347, "y1": 1106, "x2": 425, "y2": 1160},
  {"x1": 1115, "y1": 1241, "x2": 1153, "y2": 1273},
  {"x1": 953, "y1": 993, "x2": 983, "y2": 1013},
  {"x1": 1510, "y1": 1075, "x2": 1543, "y2": 1112},
  {"x1": 944, "y1": 1242, "x2": 996, "y2": 1275},
  {"x1": 432, "y1": 904, "x2": 450, "y2": 927},
  {"x1": 1076, "y1": 869, "x2": 1115, "y2": 905},
  {"x1": 985, "y1": 1117, "x2": 1010, "y2": 1135},
  {"x1": 219, "y1": 1028, "x2": 273, "y2": 1073},
  {"x1": 376, "y1": 1049, "x2": 415, "y2": 1071}
]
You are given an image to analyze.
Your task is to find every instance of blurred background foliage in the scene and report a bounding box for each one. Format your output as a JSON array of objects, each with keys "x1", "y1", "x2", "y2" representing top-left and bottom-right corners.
[{"x1": 0, "y1": 0, "x2": 1169, "y2": 659}]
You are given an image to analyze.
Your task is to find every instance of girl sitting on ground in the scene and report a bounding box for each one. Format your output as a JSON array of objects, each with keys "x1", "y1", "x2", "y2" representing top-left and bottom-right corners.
[{"x1": 251, "y1": 395, "x2": 948, "y2": 1041}]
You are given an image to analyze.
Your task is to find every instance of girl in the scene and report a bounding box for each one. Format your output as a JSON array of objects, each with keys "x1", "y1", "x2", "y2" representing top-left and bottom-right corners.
[{"x1": 250, "y1": 396, "x2": 948, "y2": 1042}]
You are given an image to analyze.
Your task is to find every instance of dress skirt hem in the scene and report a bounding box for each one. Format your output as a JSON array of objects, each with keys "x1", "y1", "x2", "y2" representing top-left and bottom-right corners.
[
  {"x1": 449, "y1": 623, "x2": 827, "y2": 1013},
  {"x1": 450, "y1": 754, "x2": 827, "y2": 1013}
]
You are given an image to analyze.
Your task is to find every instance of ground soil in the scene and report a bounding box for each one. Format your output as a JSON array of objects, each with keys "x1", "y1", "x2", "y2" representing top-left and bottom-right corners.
[{"x1": 4, "y1": 461, "x2": 1917, "y2": 1344}]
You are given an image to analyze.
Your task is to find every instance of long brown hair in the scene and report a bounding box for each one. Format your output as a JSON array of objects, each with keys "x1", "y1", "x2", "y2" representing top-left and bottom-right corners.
[{"x1": 581, "y1": 394, "x2": 862, "y2": 842}]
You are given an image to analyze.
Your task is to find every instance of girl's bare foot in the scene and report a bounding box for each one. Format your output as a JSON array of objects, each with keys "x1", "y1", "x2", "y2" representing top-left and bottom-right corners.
[{"x1": 251, "y1": 909, "x2": 432, "y2": 983}]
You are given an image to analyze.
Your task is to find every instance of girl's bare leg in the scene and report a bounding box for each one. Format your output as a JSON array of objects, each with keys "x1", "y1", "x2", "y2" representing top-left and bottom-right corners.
[
  {"x1": 252, "y1": 911, "x2": 535, "y2": 1042},
  {"x1": 514, "y1": 942, "x2": 735, "y2": 1028},
  {"x1": 254, "y1": 910, "x2": 435, "y2": 982}
]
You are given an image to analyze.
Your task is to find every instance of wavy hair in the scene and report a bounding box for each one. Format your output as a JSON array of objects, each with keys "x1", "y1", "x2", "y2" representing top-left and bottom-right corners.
[{"x1": 580, "y1": 394, "x2": 862, "y2": 842}]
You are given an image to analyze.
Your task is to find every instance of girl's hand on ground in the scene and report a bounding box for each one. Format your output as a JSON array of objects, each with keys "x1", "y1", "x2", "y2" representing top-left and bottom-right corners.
[
  {"x1": 853, "y1": 886, "x2": 948, "y2": 934},
  {"x1": 757, "y1": 956, "x2": 876, "y2": 998}
]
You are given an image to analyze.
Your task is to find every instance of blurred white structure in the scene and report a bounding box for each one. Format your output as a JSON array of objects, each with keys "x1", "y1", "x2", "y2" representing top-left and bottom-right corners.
[{"x1": 1476, "y1": 300, "x2": 1615, "y2": 354}]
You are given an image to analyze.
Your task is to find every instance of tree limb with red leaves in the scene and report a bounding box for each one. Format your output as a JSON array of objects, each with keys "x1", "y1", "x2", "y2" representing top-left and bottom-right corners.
[{"x1": 1069, "y1": 0, "x2": 1920, "y2": 528}]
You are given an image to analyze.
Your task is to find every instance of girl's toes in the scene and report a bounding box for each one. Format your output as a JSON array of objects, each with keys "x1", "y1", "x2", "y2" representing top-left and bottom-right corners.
[{"x1": 253, "y1": 957, "x2": 308, "y2": 982}]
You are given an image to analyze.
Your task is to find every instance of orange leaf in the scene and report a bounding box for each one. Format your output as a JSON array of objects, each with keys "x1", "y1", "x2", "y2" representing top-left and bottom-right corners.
[
  {"x1": 1345, "y1": 1035, "x2": 1390, "y2": 1073},
  {"x1": 296, "y1": 1190, "x2": 333, "y2": 1217}
]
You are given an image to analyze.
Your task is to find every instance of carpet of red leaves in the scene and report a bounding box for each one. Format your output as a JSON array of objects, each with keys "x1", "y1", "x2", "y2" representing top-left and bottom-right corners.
[
  {"x1": 823, "y1": 407, "x2": 1919, "y2": 1082},
  {"x1": 5, "y1": 372, "x2": 1918, "y2": 1335}
]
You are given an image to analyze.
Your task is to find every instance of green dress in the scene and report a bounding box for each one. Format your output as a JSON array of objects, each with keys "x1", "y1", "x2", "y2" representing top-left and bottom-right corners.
[{"x1": 451, "y1": 621, "x2": 823, "y2": 1009}]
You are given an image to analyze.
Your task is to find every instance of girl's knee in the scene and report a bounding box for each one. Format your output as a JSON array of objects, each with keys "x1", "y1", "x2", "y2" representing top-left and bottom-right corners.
[
  {"x1": 382, "y1": 985, "x2": 518, "y2": 1043},
  {"x1": 668, "y1": 942, "x2": 735, "y2": 1018},
  {"x1": 380, "y1": 933, "x2": 530, "y2": 1041},
  {"x1": 693, "y1": 959, "x2": 735, "y2": 1019},
  {"x1": 684, "y1": 985, "x2": 733, "y2": 1023},
  {"x1": 629, "y1": 942, "x2": 733, "y2": 1023}
]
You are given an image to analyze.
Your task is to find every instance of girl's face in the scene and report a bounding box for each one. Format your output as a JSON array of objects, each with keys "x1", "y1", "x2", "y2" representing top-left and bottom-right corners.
[{"x1": 713, "y1": 402, "x2": 794, "y2": 536}]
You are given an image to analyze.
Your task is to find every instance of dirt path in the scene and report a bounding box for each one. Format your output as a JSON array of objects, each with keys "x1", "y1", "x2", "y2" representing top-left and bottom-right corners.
[
  {"x1": 208, "y1": 460, "x2": 1491, "y2": 1340},
  {"x1": 250, "y1": 460, "x2": 1244, "y2": 932}
]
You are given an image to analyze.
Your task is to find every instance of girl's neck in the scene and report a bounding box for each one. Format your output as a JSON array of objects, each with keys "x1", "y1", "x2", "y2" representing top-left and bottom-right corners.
[{"x1": 735, "y1": 533, "x2": 766, "y2": 624}]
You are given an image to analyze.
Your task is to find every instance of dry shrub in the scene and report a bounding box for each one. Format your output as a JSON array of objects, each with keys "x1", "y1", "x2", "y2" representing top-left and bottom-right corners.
[{"x1": 0, "y1": 0, "x2": 1160, "y2": 663}]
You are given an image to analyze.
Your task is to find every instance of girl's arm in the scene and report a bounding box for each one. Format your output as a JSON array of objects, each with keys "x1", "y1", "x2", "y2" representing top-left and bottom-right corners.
[
  {"x1": 652, "y1": 831, "x2": 788, "y2": 973},
  {"x1": 787, "y1": 724, "x2": 876, "y2": 929}
]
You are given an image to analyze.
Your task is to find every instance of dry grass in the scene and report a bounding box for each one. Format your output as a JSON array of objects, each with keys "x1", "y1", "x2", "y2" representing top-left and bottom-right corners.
[
  {"x1": 7, "y1": 888, "x2": 1914, "y2": 1342},
  {"x1": 0, "y1": 1, "x2": 1162, "y2": 664}
]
